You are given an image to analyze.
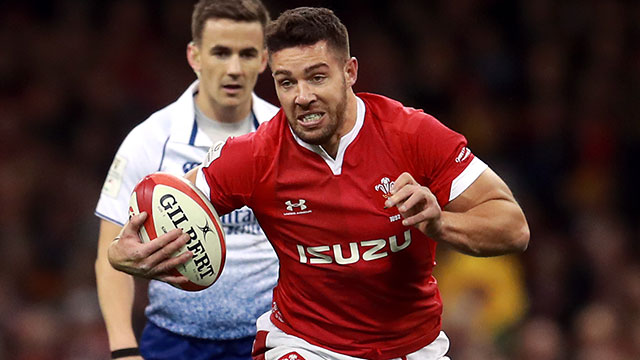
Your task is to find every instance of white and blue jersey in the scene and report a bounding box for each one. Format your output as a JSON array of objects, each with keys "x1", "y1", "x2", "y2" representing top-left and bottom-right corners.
[{"x1": 95, "y1": 81, "x2": 279, "y2": 340}]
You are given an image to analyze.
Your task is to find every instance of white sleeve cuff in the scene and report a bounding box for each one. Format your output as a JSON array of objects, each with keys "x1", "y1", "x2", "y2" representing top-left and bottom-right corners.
[
  {"x1": 449, "y1": 157, "x2": 489, "y2": 201},
  {"x1": 195, "y1": 166, "x2": 211, "y2": 201}
]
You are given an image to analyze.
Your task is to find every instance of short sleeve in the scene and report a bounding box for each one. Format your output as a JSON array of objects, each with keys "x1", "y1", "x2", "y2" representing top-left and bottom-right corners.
[
  {"x1": 95, "y1": 127, "x2": 163, "y2": 225},
  {"x1": 196, "y1": 134, "x2": 257, "y2": 216},
  {"x1": 411, "y1": 113, "x2": 487, "y2": 206}
]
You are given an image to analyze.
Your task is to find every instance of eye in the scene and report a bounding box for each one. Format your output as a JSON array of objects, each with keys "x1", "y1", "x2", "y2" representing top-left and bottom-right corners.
[
  {"x1": 240, "y1": 49, "x2": 259, "y2": 59},
  {"x1": 311, "y1": 74, "x2": 326, "y2": 83},
  {"x1": 279, "y1": 79, "x2": 294, "y2": 88},
  {"x1": 210, "y1": 47, "x2": 231, "y2": 58},
  {"x1": 212, "y1": 51, "x2": 229, "y2": 58}
]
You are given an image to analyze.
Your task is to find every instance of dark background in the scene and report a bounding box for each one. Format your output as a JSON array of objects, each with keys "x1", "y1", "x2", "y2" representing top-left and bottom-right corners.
[{"x1": 1, "y1": 0, "x2": 639, "y2": 359}]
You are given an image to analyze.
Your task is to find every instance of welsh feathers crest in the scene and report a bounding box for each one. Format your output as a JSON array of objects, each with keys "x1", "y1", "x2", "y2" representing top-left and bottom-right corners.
[{"x1": 375, "y1": 177, "x2": 395, "y2": 198}]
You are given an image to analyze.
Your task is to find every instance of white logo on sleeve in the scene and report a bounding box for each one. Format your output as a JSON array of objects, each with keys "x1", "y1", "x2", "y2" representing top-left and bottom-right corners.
[
  {"x1": 203, "y1": 140, "x2": 226, "y2": 167},
  {"x1": 102, "y1": 155, "x2": 127, "y2": 198},
  {"x1": 455, "y1": 147, "x2": 471, "y2": 163}
]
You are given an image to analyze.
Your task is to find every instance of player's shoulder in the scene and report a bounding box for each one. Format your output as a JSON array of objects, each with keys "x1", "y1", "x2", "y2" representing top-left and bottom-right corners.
[
  {"x1": 119, "y1": 106, "x2": 174, "y2": 157},
  {"x1": 358, "y1": 92, "x2": 441, "y2": 133},
  {"x1": 124, "y1": 85, "x2": 195, "y2": 149},
  {"x1": 224, "y1": 109, "x2": 286, "y2": 156}
]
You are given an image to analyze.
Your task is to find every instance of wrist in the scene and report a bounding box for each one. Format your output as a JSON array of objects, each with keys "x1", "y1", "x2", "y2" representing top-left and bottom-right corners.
[
  {"x1": 111, "y1": 347, "x2": 140, "y2": 359},
  {"x1": 424, "y1": 211, "x2": 448, "y2": 240}
]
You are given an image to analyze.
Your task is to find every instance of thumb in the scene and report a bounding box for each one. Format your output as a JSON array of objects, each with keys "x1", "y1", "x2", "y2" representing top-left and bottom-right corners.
[{"x1": 124, "y1": 212, "x2": 148, "y2": 235}]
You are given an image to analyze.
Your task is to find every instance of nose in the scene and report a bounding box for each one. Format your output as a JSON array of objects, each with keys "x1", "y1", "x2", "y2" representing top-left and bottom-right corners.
[
  {"x1": 295, "y1": 82, "x2": 316, "y2": 108},
  {"x1": 227, "y1": 55, "x2": 242, "y2": 77}
]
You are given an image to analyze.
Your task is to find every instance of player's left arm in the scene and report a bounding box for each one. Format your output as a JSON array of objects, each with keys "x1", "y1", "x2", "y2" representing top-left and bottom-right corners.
[{"x1": 386, "y1": 169, "x2": 529, "y2": 257}]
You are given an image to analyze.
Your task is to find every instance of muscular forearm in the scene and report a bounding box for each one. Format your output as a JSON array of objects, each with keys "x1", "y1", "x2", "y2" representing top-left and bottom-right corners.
[
  {"x1": 436, "y1": 198, "x2": 529, "y2": 257},
  {"x1": 95, "y1": 220, "x2": 139, "y2": 350}
]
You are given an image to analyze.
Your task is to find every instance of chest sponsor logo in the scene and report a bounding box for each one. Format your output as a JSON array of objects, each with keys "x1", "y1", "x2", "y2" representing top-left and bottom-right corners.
[
  {"x1": 296, "y1": 230, "x2": 411, "y2": 265},
  {"x1": 284, "y1": 199, "x2": 312, "y2": 216}
]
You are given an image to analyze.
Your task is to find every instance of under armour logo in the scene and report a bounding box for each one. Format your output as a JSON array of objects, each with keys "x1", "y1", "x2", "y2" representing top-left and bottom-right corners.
[
  {"x1": 375, "y1": 177, "x2": 395, "y2": 198},
  {"x1": 285, "y1": 199, "x2": 307, "y2": 211}
]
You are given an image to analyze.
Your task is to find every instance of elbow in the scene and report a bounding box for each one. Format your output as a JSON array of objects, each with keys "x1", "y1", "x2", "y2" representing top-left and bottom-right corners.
[{"x1": 511, "y1": 221, "x2": 530, "y2": 253}]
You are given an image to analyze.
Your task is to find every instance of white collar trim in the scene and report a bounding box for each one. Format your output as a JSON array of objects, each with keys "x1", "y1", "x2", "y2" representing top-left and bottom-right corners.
[{"x1": 289, "y1": 96, "x2": 365, "y2": 175}]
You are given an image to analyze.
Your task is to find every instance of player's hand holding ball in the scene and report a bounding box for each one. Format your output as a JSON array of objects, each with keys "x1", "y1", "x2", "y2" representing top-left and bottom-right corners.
[
  {"x1": 108, "y1": 172, "x2": 226, "y2": 291},
  {"x1": 108, "y1": 212, "x2": 193, "y2": 285}
]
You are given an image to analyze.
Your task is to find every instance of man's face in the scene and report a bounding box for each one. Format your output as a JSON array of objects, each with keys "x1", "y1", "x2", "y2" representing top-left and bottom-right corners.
[
  {"x1": 189, "y1": 18, "x2": 267, "y2": 109},
  {"x1": 271, "y1": 41, "x2": 356, "y2": 147}
]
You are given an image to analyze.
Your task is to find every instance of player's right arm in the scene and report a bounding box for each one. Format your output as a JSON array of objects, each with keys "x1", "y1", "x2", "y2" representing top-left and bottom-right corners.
[{"x1": 94, "y1": 219, "x2": 142, "y2": 359}]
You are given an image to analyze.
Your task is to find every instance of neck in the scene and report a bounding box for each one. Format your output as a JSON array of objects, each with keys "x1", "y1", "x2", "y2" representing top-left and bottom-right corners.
[
  {"x1": 322, "y1": 90, "x2": 358, "y2": 159},
  {"x1": 195, "y1": 92, "x2": 252, "y2": 123}
]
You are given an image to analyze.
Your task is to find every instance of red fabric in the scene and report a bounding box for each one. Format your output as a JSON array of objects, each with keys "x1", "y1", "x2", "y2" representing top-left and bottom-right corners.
[
  {"x1": 252, "y1": 330, "x2": 269, "y2": 360},
  {"x1": 278, "y1": 352, "x2": 307, "y2": 360},
  {"x1": 203, "y1": 93, "x2": 473, "y2": 359}
]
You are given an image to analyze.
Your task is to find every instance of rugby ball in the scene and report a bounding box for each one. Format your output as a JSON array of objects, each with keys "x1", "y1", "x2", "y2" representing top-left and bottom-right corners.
[{"x1": 128, "y1": 172, "x2": 226, "y2": 291}]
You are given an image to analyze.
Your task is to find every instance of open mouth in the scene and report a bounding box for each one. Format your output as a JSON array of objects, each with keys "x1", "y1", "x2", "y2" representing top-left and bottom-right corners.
[{"x1": 297, "y1": 112, "x2": 325, "y2": 125}]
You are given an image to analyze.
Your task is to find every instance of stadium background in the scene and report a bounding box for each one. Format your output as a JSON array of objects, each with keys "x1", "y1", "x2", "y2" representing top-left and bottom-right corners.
[{"x1": 1, "y1": 0, "x2": 639, "y2": 358}]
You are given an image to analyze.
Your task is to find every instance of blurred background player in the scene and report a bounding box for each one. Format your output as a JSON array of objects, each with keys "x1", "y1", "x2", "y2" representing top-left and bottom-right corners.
[
  {"x1": 108, "y1": 7, "x2": 529, "y2": 360},
  {"x1": 93, "y1": 0, "x2": 278, "y2": 359}
]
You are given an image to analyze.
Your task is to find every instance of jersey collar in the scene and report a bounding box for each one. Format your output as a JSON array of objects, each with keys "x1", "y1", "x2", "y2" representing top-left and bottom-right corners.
[
  {"x1": 289, "y1": 96, "x2": 365, "y2": 175},
  {"x1": 170, "y1": 80, "x2": 266, "y2": 147},
  {"x1": 169, "y1": 80, "x2": 200, "y2": 145}
]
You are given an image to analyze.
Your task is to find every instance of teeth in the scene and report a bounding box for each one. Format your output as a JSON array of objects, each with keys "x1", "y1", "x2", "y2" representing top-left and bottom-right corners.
[{"x1": 302, "y1": 113, "x2": 321, "y2": 123}]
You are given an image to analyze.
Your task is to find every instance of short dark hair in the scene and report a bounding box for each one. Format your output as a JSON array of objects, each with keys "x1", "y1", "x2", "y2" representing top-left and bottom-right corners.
[
  {"x1": 266, "y1": 7, "x2": 350, "y2": 62},
  {"x1": 191, "y1": 0, "x2": 270, "y2": 45}
]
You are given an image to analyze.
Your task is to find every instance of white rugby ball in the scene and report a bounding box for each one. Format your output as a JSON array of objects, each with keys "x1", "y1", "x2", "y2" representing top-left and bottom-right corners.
[{"x1": 128, "y1": 172, "x2": 226, "y2": 291}]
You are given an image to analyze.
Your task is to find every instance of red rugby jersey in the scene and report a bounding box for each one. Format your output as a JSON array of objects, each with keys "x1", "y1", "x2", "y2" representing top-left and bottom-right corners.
[{"x1": 199, "y1": 93, "x2": 485, "y2": 359}]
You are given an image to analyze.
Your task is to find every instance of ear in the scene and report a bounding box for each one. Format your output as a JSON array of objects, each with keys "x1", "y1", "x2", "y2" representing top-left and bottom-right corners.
[
  {"x1": 344, "y1": 57, "x2": 358, "y2": 87},
  {"x1": 259, "y1": 48, "x2": 268, "y2": 73},
  {"x1": 187, "y1": 41, "x2": 202, "y2": 78}
]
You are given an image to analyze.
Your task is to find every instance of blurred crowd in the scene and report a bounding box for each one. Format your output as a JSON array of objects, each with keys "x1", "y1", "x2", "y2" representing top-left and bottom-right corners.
[{"x1": 0, "y1": 0, "x2": 638, "y2": 359}]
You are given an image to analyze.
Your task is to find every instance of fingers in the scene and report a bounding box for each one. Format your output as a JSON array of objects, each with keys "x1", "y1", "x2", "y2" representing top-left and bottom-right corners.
[
  {"x1": 401, "y1": 198, "x2": 440, "y2": 226},
  {"x1": 157, "y1": 273, "x2": 191, "y2": 285},
  {"x1": 108, "y1": 220, "x2": 194, "y2": 280},
  {"x1": 119, "y1": 212, "x2": 147, "y2": 241},
  {"x1": 144, "y1": 233, "x2": 192, "y2": 271},
  {"x1": 144, "y1": 250, "x2": 192, "y2": 283},
  {"x1": 384, "y1": 172, "x2": 417, "y2": 209},
  {"x1": 384, "y1": 172, "x2": 442, "y2": 235},
  {"x1": 391, "y1": 172, "x2": 417, "y2": 192},
  {"x1": 140, "y1": 228, "x2": 185, "y2": 257}
]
